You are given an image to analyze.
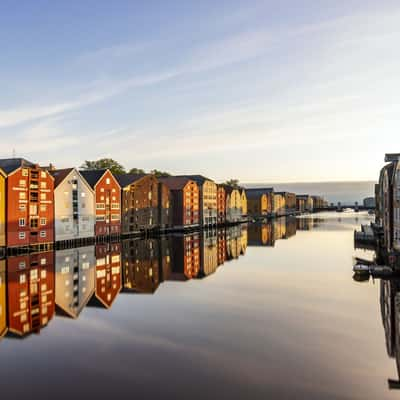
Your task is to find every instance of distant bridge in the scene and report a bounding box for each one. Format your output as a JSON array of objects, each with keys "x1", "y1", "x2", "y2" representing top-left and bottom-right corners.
[{"x1": 315, "y1": 202, "x2": 374, "y2": 212}]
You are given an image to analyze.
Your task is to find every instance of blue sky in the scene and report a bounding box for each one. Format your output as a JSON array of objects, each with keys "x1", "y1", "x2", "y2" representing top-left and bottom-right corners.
[{"x1": 0, "y1": 0, "x2": 398, "y2": 182}]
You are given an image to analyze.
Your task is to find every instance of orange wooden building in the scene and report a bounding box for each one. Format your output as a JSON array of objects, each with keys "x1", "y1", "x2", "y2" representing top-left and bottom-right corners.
[
  {"x1": 80, "y1": 169, "x2": 121, "y2": 237},
  {"x1": 0, "y1": 158, "x2": 55, "y2": 248}
]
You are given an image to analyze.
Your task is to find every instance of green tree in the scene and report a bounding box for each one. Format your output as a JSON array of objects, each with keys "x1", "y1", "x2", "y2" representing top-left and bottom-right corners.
[
  {"x1": 224, "y1": 179, "x2": 240, "y2": 188},
  {"x1": 150, "y1": 169, "x2": 171, "y2": 178},
  {"x1": 128, "y1": 167, "x2": 146, "y2": 175},
  {"x1": 80, "y1": 158, "x2": 126, "y2": 175}
]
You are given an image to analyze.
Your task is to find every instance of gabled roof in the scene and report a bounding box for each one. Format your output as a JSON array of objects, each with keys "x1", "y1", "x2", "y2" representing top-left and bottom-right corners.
[
  {"x1": 245, "y1": 188, "x2": 274, "y2": 198},
  {"x1": 0, "y1": 168, "x2": 5, "y2": 178},
  {"x1": 79, "y1": 169, "x2": 108, "y2": 189},
  {"x1": 159, "y1": 176, "x2": 195, "y2": 190},
  {"x1": 0, "y1": 158, "x2": 35, "y2": 174},
  {"x1": 296, "y1": 194, "x2": 311, "y2": 199},
  {"x1": 174, "y1": 175, "x2": 214, "y2": 185},
  {"x1": 222, "y1": 185, "x2": 241, "y2": 195},
  {"x1": 275, "y1": 191, "x2": 295, "y2": 196},
  {"x1": 49, "y1": 168, "x2": 74, "y2": 188},
  {"x1": 114, "y1": 173, "x2": 147, "y2": 188}
]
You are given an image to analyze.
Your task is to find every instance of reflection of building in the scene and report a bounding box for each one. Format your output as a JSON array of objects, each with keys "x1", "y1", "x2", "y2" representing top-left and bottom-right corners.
[
  {"x1": 55, "y1": 246, "x2": 95, "y2": 318},
  {"x1": 50, "y1": 168, "x2": 95, "y2": 242},
  {"x1": 0, "y1": 259, "x2": 7, "y2": 337},
  {"x1": 217, "y1": 185, "x2": 226, "y2": 225},
  {"x1": 90, "y1": 243, "x2": 121, "y2": 308},
  {"x1": 241, "y1": 224, "x2": 248, "y2": 255},
  {"x1": 380, "y1": 279, "x2": 400, "y2": 389},
  {"x1": 226, "y1": 225, "x2": 242, "y2": 260},
  {"x1": 217, "y1": 228, "x2": 226, "y2": 266},
  {"x1": 297, "y1": 218, "x2": 314, "y2": 231},
  {"x1": 122, "y1": 239, "x2": 160, "y2": 293},
  {"x1": 276, "y1": 192, "x2": 296, "y2": 215},
  {"x1": 248, "y1": 223, "x2": 274, "y2": 246},
  {"x1": 285, "y1": 217, "x2": 297, "y2": 239},
  {"x1": 0, "y1": 158, "x2": 55, "y2": 248},
  {"x1": 274, "y1": 217, "x2": 286, "y2": 240},
  {"x1": 7, "y1": 252, "x2": 55, "y2": 336},
  {"x1": 199, "y1": 229, "x2": 218, "y2": 278},
  {"x1": 158, "y1": 236, "x2": 172, "y2": 282},
  {"x1": 80, "y1": 169, "x2": 121, "y2": 237},
  {"x1": 240, "y1": 189, "x2": 247, "y2": 217},
  {"x1": 225, "y1": 186, "x2": 243, "y2": 223},
  {"x1": 169, "y1": 233, "x2": 200, "y2": 280}
]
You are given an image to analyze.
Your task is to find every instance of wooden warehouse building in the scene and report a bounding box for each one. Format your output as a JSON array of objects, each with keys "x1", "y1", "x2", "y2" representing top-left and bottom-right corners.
[
  {"x1": 0, "y1": 158, "x2": 54, "y2": 249},
  {"x1": 80, "y1": 169, "x2": 121, "y2": 238}
]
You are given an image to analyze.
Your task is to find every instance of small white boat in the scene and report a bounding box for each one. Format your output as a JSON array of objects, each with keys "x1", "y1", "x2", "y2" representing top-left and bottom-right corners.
[{"x1": 353, "y1": 264, "x2": 370, "y2": 273}]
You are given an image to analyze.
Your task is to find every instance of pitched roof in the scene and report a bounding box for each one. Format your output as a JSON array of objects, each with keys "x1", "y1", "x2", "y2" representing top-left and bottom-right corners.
[
  {"x1": 49, "y1": 168, "x2": 74, "y2": 188},
  {"x1": 174, "y1": 175, "x2": 213, "y2": 185},
  {"x1": 159, "y1": 176, "x2": 194, "y2": 190},
  {"x1": 0, "y1": 158, "x2": 35, "y2": 174},
  {"x1": 222, "y1": 185, "x2": 240, "y2": 195},
  {"x1": 114, "y1": 173, "x2": 147, "y2": 188},
  {"x1": 79, "y1": 169, "x2": 108, "y2": 189},
  {"x1": 245, "y1": 188, "x2": 274, "y2": 198}
]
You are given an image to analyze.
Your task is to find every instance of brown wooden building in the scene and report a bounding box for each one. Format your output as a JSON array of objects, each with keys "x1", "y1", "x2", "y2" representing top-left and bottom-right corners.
[
  {"x1": 159, "y1": 177, "x2": 200, "y2": 229},
  {"x1": 7, "y1": 251, "x2": 55, "y2": 337},
  {"x1": 80, "y1": 169, "x2": 121, "y2": 237},
  {"x1": 0, "y1": 158, "x2": 55, "y2": 248},
  {"x1": 245, "y1": 188, "x2": 274, "y2": 217},
  {"x1": 217, "y1": 228, "x2": 226, "y2": 266},
  {"x1": 276, "y1": 191, "x2": 297, "y2": 215},
  {"x1": 115, "y1": 174, "x2": 162, "y2": 233}
]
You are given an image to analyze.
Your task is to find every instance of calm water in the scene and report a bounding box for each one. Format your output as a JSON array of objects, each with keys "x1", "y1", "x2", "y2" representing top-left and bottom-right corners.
[{"x1": 0, "y1": 212, "x2": 397, "y2": 400}]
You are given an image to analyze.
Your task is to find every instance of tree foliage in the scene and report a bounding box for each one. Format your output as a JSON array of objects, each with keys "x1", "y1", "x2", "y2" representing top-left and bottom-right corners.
[
  {"x1": 80, "y1": 158, "x2": 126, "y2": 175},
  {"x1": 224, "y1": 179, "x2": 240, "y2": 188},
  {"x1": 150, "y1": 169, "x2": 171, "y2": 178},
  {"x1": 128, "y1": 167, "x2": 146, "y2": 175}
]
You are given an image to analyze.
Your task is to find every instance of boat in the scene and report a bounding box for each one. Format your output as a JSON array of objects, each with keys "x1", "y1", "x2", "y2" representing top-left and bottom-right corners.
[{"x1": 353, "y1": 264, "x2": 370, "y2": 274}]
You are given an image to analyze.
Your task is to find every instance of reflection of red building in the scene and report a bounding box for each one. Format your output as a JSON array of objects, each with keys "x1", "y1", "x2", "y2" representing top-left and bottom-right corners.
[
  {"x1": 217, "y1": 228, "x2": 226, "y2": 266},
  {"x1": 80, "y1": 169, "x2": 121, "y2": 237},
  {"x1": 7, "y1": 251, "x2": 55, "y2": 336},
  {"x1": 170, "y1": 233, "x2": 200, "y2": 280},
  {"x1": 90, "y1": 243, "x2": 121, "y2": 308},
  {"x1": 0, "y1": 158, "x2": 54, "y2": 248},
  {"x1": 217, "y1": 186, "x2": 226, "y2": 225},
  {"x1": 0, "y1": 259, "x2": 7, "y2": 337}
]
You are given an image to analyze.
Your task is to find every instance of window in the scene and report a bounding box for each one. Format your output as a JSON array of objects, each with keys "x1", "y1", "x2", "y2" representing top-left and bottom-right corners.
[
  {"x1": 19, "y1": 218, "x2": 25, "y2": 227},
  {"x1": 19, "y1": 179, "x2": 26, "y2": 187},
  {"x1": 40, "y1": 181, "x2": 47, "y2": 189},
  {"x1": 81, "y1": 192, "x2": 86, "y2": 197},
  {"x1": 19, "y1": 192, "x2": 26, "y2": 200},
  {"x1": 40, "y1": 258, "x2": 46, "y2": 266},
  {"x1": 96, "y1": 203, "x2": 105, "y2": 209},
  {"x1": 100, "y1": 188, "x2": 105, "y2": 192},
  {"x1": 19, "y1": 261, "x2": 26, "y2": 269},
  {"x1": 96, "y1": 215, "x2": 105, "y2": 222},
  {"x1": 41, "y1": 171, "x2": 47, "y2": 178},
  {"x1": 40, "y1": 231, "x2": 46, "y2": 238},
  {"x1": 19, "y1": 274, "x2": 26, "y2": 284},
  {"x1": 19, "y1": 204, "x2": 26, "y2": 211},
  {"x1": 19, "y1": 232, "x2": 26, "y2": 240},
  {"x1": 40, "y1": 193, "x2": 46, "y2": 200},
  {"x1": 40, "y1": 205, "x2": 47, "y2": 212},
  {"x1": 111, "y1": 203, "x2": 119, "y2": 209},
  {"x1": 40, "y1": 218, "x2": 46, "y2": 226},
  {"x1": 30, "y1": 219, "x2": 38, "y2": 228},
  {"x1": 106, "y1": 178, "x2": 110, "y2": 184},
  {"x1": 41, "y1": 269, "x2": 47, "y2": 278},
  {"x1": 111, "y1": 214, "x2": 120, "y2": 221},
  {"x1": 22, "y1": 169, "x2": 28, "y2": 176}
]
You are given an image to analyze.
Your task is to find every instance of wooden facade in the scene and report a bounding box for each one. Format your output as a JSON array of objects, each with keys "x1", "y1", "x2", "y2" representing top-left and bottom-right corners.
[
  {"x1": 217, "y1": 185, "x2": 226, "y2": 225},
  {"x1": 176, "y1": 175, "x2": 217, "y2": 226},
  {"x1": 116, "y1": 174, "x2": 161, "y2": 234},
  {"x1": 122, "y1": 238, "x2": 160, "y2": 293},
  {"x1": 0, "y1": 158, "x2": 54, "y2": 248},
  {"x1": 55, "y1": 246, "x2": 96, "y2": 318},
  {"x1": 225, "y1": 186, "x2": 242, "y2": 223},
  {"x1": 276, "y1": 191, "x2": 296, "y2": 215},
  {"x1": 198, "y1": 229, "x2": 218, "y2": 278},
  {"x1": 51, "y1": 168, "x2": 95, "y2": 242},
  {"x1": 159, "y1": 177, "x2": 200, "y2": 229},
  {"x1": 169, "y1": 233, "x2": 200, "y2": 280},
  {"x1": 0, "y1": 169, "x2": 5, "y2": 250},
  {"x1": 240, "y1": 189, "x2": 248, "y2": 217},
  {"x1": 90, "y1": 243, "x2": 121, "y2": 308},
  {"x1": 217, "y1": 228, "x2": 226, "y2": 266},
  {"x1": 80, "y1": 169, "x2": 121, "y2": 237},
  {"x1": 7, "y1": 251, "x2": 55, "y2": 336}
]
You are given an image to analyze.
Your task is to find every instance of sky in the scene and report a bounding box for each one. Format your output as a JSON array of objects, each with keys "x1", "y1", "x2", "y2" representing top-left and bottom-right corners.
[{"x1": 0, "y1": 0, "x2": 398, "y2": 183}]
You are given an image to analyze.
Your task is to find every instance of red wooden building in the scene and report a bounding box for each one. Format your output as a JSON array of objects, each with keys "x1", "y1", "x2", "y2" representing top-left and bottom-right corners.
[
  {"x1": 0, "y1": 158, "x2": 54, "y2": 248},
  {"x1": 7, "y1": 251, "x2": 55, "y2": 336},
  {"x1": 217, "y1": 185, "x2": 226, "y2": 225},
  {"x1": 80, "y1": 169, "x2": 121, "y2": 237}
]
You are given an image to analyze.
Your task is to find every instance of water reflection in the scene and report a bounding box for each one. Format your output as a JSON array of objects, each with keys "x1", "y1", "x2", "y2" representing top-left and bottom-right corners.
[
  {"x1": 381, "y1": 279, "x2": 400, "y2": 389},
  {"x1": 0, "y1": 217, "x2": 324, "y2": 339}
]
